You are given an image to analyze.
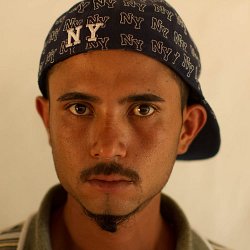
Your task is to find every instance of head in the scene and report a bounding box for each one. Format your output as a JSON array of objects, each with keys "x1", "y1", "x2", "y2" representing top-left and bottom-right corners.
[
  {"x1": 36, "y1": 49, "x2": 207, "y2": 232},
  {"x1": 36, "y1": 0, "x2": 220, "y2": 232}
]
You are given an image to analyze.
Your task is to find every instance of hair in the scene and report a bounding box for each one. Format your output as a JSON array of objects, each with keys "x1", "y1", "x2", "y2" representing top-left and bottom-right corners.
[
  {"x1": 43, "y1": 68, "x2": 53, "y2": 100},
  {"x1": 171, "y1": 71, "x2": 190, "y2": 111}
]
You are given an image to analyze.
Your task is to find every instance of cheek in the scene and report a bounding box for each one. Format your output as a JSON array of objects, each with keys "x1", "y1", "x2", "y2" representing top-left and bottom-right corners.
[
  {"x1": 130, "y1": 116, "x2": 182, "y2": 177},
  {"x1": 49, "y1": 112, "x2": 91, "y2": 176},
  {"x1": 132, "y1": 116, "x2": 182, "y2": 154}
]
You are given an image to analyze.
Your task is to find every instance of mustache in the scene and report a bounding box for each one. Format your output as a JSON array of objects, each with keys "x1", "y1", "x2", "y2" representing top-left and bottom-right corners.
[{"x1": 80, "y1": 162, "x2": 140, "y2": 184}]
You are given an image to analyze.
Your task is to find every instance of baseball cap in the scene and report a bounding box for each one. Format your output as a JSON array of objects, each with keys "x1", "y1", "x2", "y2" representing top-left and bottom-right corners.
[{"x1": 38, "y1": 0, "x2": 220, "y2": 160}]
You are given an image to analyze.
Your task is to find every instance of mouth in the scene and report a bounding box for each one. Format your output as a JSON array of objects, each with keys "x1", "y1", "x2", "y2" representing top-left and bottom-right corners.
[{"x1": 86, "y1": 175, "x2": 134, "y2": 192}]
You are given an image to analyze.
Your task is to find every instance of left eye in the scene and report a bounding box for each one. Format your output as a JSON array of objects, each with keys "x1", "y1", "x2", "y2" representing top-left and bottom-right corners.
[
  {"x1": 68, "y1": 104, "x2": 91, "y2": 116},
  {"x1": 132, "y1": 104, "x2": 156, "y2": 117}
]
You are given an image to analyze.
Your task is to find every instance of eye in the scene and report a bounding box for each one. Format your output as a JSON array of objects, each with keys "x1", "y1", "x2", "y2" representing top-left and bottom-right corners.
[
  {"x1": 132, "y1": 104, "x2": 156, "y2": 117},
  {"x1": 68, "y1": 104, "x2": 91, "y2": 116}
]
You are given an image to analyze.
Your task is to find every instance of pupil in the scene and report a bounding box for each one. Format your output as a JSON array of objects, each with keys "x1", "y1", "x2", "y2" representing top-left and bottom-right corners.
[
  {"x1": 139, "y1": 105, "x2": 150, "y2": 115},
  {"x1": 75, "y1": 104, "x2": 86, "y2": 114}
]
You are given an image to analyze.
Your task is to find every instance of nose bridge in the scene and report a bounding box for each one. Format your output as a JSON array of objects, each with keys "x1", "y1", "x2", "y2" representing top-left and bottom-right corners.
[{"x1": 90, "y1": 114, "x2": 127, "y2": 159}]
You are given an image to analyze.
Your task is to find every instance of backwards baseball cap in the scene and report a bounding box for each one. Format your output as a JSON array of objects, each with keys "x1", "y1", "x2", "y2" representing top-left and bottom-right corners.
[{"x1": 38, "y1": 0, "x2": 220, "y2": 160}]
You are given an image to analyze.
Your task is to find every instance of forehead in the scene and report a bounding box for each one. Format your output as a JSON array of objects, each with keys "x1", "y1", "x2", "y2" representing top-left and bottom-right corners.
[{"x1": 47, "y1": 50, "x2": 181, "y2": 97}]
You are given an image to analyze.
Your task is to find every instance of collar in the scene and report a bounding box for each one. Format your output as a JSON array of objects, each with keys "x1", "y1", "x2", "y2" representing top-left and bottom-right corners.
[{"x1": 21, "y1": 185, "x2": 211, "y2": 250}]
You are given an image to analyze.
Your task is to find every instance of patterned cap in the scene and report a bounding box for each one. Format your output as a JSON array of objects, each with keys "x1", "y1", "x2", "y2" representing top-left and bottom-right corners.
[{"x1": 38, "y1": 0, "x2": 220, "y2": 160}]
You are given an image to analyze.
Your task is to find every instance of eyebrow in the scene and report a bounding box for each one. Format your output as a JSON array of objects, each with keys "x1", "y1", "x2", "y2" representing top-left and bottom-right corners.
[
  {"x1": 57, "y1": 92, "x2": 101, "y2": 103},
  {"x1": 119, "y1": 94, "x2": 165, "y2": 104},
  {"x1": 57, "y1": 92, "x2": 165, "y2": 104}
]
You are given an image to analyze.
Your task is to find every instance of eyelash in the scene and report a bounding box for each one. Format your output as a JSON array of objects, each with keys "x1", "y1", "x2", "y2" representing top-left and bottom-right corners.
[
  {"x1": 65, "y1": 103, "x2": 93, "y2": 116},
  {"x1": 64, "y1": 102, "x2": 159, "y2": 118},
  {"x1": 128, "y1": 103, "x2": 159, "y2": 118}
]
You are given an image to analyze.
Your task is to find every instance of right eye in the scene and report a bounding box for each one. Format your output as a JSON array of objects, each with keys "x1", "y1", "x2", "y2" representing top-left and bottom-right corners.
[{"x1": 68, "y1": 104, "x2": 91, "y2": 116}]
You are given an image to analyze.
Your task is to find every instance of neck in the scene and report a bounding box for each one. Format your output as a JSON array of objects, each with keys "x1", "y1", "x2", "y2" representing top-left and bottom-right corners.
[{"x1": 50, "y1": 193, "x2": 175, "y2": 250}]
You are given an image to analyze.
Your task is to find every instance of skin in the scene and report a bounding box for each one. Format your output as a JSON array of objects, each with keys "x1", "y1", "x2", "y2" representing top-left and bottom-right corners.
[{"x1": 36, "y1": 50, "x2": 207, "y2": 250}]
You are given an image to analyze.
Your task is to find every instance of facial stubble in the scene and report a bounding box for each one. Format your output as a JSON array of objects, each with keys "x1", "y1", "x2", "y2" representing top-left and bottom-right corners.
[
  {"x1": 80, "y1": 190, "x2": 162, "y2": 233},
  {"x1": 79, "y1": 162, "x2": 141, "y2": 233},
  {"x1": 75, "y1": 162, "x2": 165, "y2": 233}
]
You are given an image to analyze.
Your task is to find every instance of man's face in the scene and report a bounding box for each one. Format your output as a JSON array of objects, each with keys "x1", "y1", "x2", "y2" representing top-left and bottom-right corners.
[{"x1": 43, "y1": 50, "x2": 186, "y2": 217}]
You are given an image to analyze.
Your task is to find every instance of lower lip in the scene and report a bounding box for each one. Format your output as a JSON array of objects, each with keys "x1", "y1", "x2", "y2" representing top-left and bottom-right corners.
[{"x1": 87, "y1": 180, "x2": 133, "y2": 192}]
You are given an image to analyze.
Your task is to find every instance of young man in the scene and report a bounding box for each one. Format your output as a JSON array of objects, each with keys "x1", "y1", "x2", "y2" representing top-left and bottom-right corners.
[{"x1": 0, "y1": 0, "x2": 226, "y2": 249}]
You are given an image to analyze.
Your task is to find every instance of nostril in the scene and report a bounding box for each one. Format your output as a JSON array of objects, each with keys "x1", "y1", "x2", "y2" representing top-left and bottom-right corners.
[{"x1": 90, "y1": 141, "x2": 127, "y2": 159}]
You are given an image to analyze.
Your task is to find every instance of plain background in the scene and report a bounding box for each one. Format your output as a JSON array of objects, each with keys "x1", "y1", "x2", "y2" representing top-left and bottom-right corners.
[{"x1": 0, "y1": 1, "x2": 249, "y2": 249}]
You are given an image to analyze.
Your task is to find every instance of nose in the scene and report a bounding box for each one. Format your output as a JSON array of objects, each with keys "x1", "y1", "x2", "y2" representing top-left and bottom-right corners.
[{"x1": 89, "y1": 119, "x2": 127, "y2": 160}]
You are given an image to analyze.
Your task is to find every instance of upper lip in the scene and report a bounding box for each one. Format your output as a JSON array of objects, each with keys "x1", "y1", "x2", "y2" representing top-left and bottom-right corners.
[{"x1": 87, "y1": 175, "x2": 132, "y2": 182}]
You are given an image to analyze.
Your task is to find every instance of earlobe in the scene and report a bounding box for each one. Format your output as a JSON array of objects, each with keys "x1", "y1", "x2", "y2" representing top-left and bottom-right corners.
[
  {"x1": 36, "y1": 96, "x2": 50, "y2": 134},
  {"x1": 177, "y1": 104, "x2": 207, "y2": 155}
]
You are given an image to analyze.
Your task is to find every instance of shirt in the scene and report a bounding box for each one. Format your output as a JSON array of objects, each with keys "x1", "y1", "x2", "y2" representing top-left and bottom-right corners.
[{"x1": 0, "y1": 185, "x2": 230, "y2": 250}]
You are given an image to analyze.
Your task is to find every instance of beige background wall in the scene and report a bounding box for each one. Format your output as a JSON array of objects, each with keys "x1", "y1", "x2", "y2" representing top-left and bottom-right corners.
[{"x1": 0, "y1": 1, "x2": 249, "y2": 249}]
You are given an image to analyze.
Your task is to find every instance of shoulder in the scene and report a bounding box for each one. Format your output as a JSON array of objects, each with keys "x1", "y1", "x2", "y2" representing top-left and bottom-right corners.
[
  {"x1": 0, "y1": 223, "x2": 23, "y2": 249},
  {"x1": 193, "y1": 230, "x2": 232, "y2": 250},
  {"x1": 160, "y1": 194, "x2": 232, "y2": 250},
  {"x1": 207, "y1": 240, "x2": 233, "y2": 250}
]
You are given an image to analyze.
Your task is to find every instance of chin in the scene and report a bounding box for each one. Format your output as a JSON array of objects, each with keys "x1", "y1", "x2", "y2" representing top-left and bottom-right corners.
[{"x1": 80, "y1": 196, "x2": 140, "y2": 216}]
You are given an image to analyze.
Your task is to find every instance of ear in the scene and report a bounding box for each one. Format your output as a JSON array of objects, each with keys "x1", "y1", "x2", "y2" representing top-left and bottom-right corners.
[
  {"x1": 177, "y1": 104, "x2": 207, "y2": 155},
  {"x1": 36, "y1": 96, "x2": 50, "y2": 138}
]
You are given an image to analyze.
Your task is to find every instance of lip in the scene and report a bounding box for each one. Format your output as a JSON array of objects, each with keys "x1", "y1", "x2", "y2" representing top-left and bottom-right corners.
[
  {"x1": 87, "y1": 175, "x2": 131, "y2": 182},
  {"x1": 86, "y1": 175, "x2": 133, "y2": 192}
]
